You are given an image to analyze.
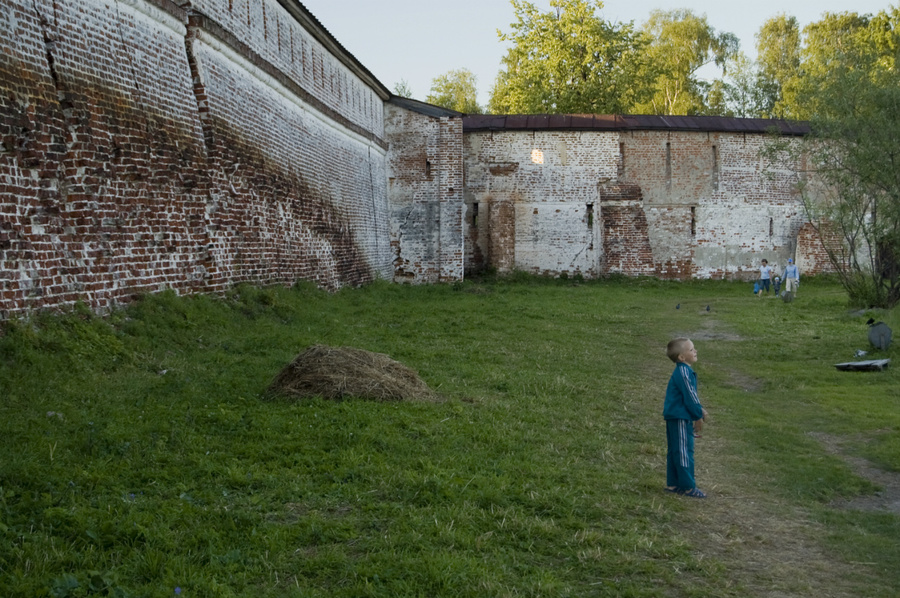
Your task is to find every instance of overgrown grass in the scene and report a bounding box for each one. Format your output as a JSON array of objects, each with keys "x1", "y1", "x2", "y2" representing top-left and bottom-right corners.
[{"x1": 0, "y1": 276, "x2": 897, "y2": 597}]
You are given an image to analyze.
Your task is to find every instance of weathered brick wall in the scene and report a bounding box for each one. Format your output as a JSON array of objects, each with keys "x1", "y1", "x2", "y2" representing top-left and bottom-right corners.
[
  {"x1": 185, "y1": 0, "x2": 384, "y2": 135},
  {"x1": 1, "y1": 0, "x2": 391, "y2": 318},
  {"x1": 797, "y1": 221, "x2": 841, "y2": 275},
  {"x1": 464, "y1": 127, "x2": 810, "y2": 280},
  {"x1": 599, "y1": 184, "x2": 655, "y2": 275},
  {"x1": 464, "y1": 130, "x2": 617, "y2": 276},
  {"x1": 384, "y1": 101, "x2": 464, "y2": 283},
  {"x1": 1, "y1": 0, "x2": 211, "y2": 314},
  {"x1": 186, "y1": 9, "x2": 391, "y2": 289},
  {"x1": 622, "y1": 130, "x2": 806, "y2": 280}
]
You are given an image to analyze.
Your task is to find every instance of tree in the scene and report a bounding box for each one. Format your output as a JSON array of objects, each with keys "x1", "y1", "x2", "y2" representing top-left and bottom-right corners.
[
  {"x1": 755, "y1": 15, "x2": 801, "y2": 118},
  {"x1": 426, "y1": 69, "x2": 482, "y2": 113},
  {"x1": 634, "y1": 9, "x2": 739, "y2": 115},
  {"x1": 716, "y1": 52, "x2": 769, "y2": 117},
  {"x1": 489, "y1": 0, "x2": 652, "y2": 114},
  {"x1": 763, "y1": 8, "x2": 900, "y2": 307},
  {"x1": 393, "y1": 79, "x2": 414, "y2": 98},
  {"x1": 790, "y1": 11, "x2": 882, "y2": 119}
]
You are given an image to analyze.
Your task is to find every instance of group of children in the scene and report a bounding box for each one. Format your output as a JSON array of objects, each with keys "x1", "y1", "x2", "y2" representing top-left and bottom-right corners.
[{"x1": 757, "y1": 258, "x2": 800, "y2": 297}]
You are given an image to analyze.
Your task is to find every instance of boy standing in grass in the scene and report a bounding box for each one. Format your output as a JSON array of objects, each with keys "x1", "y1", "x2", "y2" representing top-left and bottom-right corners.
[{"x1": 663, "y1": 338, "x2": 708, "y2": 498}]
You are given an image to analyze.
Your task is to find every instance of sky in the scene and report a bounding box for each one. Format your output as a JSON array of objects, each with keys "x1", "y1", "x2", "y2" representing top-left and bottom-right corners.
[{"x1": 300, "y1": 0, "x2": 897, "y2": 107}]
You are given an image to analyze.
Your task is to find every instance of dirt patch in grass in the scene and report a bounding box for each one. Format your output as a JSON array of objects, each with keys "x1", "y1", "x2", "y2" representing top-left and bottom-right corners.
[
  {"x1": 810, "y1": 432, "x2": 900, "y2": 515},
  {"x1": 265, "y1": 344, "x2": 438, "y2": 401},
  {"x1": 679, "y1": 318, "x2": 745, "y2": 342},
  {"x1": 670, "y1": 435, "x2": 872, "y2": 597},
  {"x1": 681, "y1": 319, "x2": 763, "y2": 391}
]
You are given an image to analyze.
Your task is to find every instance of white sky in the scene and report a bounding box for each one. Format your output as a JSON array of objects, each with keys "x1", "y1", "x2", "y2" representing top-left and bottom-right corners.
[{"x1": 300, "y1": 0, "x2": 898, "y2": 107}]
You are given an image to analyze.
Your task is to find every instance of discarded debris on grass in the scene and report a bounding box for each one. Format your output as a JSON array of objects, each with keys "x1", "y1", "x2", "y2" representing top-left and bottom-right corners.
[
  {"x1": 834, "y1": 359, "x2": 891, "y2": 372},
  {"x1": 265, "y1": 344, "x2": 437, "y2": 401}
]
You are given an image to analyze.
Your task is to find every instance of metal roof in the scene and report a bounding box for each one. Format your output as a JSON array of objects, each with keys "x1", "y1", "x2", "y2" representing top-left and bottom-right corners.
[
  {"x1": 463, "y1": 113, "x2": 810, "y2": 136},
  {"x1": 388, "y1": 97, "x2": 463, "y2": 119}
]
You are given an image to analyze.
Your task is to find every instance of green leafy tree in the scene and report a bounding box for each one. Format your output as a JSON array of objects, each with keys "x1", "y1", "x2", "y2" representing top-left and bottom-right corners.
[
  {"x1": 755, "y1": 14, "x2": 801, "y2": 118},
  {"x1": 426, "y1": 68, "x2": 482, "y2": 113},
  {"x1": 763, "y1": 8, "x2": 900, "y2": 307},
  {"x1": 634, "y1": 9, "x2": 739, "y2": 115},
  {"x1": 489, "y1": 0, "x2": 653, "y2": 114},
  {"x1": 716, "y1": 52, "x2": 770, "y2": 117},
  {"x1": 393, "y1": 79, "x2": 414, "y2": 98},
  {"x1": 791, "y1": 11, "x2": 882, "y2": 119}
]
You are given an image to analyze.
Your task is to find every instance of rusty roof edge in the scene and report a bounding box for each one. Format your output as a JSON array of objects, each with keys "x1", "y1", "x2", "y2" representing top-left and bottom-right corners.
[{"x1": 462, "y1": 114, "x2": 809, "y2": 135}]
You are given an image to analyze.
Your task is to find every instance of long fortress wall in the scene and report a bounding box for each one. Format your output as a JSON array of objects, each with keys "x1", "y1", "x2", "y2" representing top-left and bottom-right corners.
[{"x1": 0, "y1": 0, "x2": 392, "y2": 317}]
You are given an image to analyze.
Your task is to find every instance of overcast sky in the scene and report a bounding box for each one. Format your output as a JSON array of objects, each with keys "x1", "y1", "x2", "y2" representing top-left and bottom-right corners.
[{"x1": 300, "y1": 0, "x2": 897, "y2": 107}]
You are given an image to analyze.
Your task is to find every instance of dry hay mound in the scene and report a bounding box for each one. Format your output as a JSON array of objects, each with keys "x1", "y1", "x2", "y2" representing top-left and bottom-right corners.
[{"x1": 265, "y1": 344, "x2": 437, "y2": 401}]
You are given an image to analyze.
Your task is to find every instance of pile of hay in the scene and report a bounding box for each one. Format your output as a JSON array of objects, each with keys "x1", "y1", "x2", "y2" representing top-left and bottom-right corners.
[{"x1": 265, "y1": 344, "x2": 437, "y2": 401}]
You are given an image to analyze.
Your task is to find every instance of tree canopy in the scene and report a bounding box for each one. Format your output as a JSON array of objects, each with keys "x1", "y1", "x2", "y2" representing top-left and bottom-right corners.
[
  {"x1": 762, "y1": 8, "x2": 900, "y2": 307},
  {"x1": 633, "y1": 9, "x2": 739, "y2": 115},
  {"x1": 426, "y1": 68, "x2": 483, "y2": 114},
  {"x1": 489, "y1": 0, "x2": 652, "y2": 114},
  {"x1": 393, "y1": 79, "x2": 414, "y2": 99},
  {"x1": 754, "y1": 14, "x2": 801, "y2": 118}
]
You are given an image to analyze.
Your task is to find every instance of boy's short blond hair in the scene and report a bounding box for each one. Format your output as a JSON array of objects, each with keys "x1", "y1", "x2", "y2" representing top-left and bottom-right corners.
[{"x1": 667, "y1": 338, "x2": 692, "y2": 363}]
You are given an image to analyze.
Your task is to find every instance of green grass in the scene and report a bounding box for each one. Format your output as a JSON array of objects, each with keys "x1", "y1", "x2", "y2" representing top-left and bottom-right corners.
[{"x1": 0, "y1": 276, "x2": 897, "y2": 597}]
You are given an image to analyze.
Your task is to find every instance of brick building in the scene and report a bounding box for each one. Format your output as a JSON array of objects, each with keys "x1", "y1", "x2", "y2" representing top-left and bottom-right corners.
[
  {"x1": 0, "y1": 0, "x2": 826, "y2": 318},
  {"x1": 462, "y1": 115, "x2": 817, "y2": 280}
]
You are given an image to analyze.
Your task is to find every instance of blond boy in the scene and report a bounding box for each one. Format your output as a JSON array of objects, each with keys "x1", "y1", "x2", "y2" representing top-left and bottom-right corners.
[{"x1": 663, "y1": 338, "x2": 709, "y2": 498}]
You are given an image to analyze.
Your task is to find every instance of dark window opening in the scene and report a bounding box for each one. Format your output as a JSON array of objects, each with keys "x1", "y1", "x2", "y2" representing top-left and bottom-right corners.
[
  {"x1": 425, "y1": 160, "x2": 432, "y2": 178},
  {"x1": 691, "y1": 206, "x2": 696, "y2": 237},
  {"x1": 586, "y1": 203, "x2": 594, "y2": 229},
  {"x1": 618, "y1": 142, "x2": 625, "y2": 178},
  {"x1": 472, "y1": 202, "x2": 479, "y2": 227},
  {"x1": 665, "y1": 142, "x2": 672, "y2": 190},
  {"x1": 769, "y1": 217, "x2": 774, "y2": 237},
  {"x1": 712, "y1": 145, "x2": 719, "y2": 191}
]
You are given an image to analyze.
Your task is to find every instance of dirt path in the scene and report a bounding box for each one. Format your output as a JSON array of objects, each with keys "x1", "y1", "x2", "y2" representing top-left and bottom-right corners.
[
  {"x1": 662, "y1": 318, "x2": 894, "y2": 597},
  {"x1": 812, "y1": 432, "x2": 900, "y2": 515},
  {"x1": 679, "y1": 434, "x2": 872, "y2": 597}
]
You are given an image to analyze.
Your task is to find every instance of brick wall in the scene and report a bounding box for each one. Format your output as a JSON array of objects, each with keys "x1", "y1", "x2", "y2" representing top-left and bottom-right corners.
[
  {"x1": 464, "y1": 130, "x2": 617, "y2": 276},
  {"x1": 797, "y1": 221, "x2": 841, "y2": 275},
  {"x1": 621, "y1": 130, "x2": 806, "y2": 280},
  {"x1": 464, "y1": 127, "x2": 811, "y2": 280},
  {"x1": 0, "y1": 0, "x2": 392, "y2": 317},
  {"x1": 384, "y1": 100, "x2": 464, "y2": 283},
  {"x1": 599, "y1": 184, "x2": 655, "y2": 275}
]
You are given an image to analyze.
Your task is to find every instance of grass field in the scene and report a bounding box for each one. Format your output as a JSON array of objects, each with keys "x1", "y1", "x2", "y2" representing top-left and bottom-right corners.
[{"x1": 1, "y1": 275, "x2": 897, "y2": 597}]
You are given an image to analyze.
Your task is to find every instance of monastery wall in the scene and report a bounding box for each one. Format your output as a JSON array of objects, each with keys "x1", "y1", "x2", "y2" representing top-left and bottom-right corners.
[
  {"x1": 463, "y1": 130, "x2": 618, "y2": 277},
  {"x1": 1, "y1": 0, "x2": 836, "y2": 321},
  {"x1": 464, "y1": 127, "x2": 822, "y2": 280},
  {"x1": 0, "y1": 0, "x2": 392, "y2": 318},
  {"x1": 384, "y1": 101, "x2": 464, "y2": 283}
]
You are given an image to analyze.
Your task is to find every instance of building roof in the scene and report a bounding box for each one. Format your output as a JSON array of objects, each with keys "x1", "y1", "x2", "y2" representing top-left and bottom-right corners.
[
  {"x1": 388, "y1": 96, "x2": 464, "y2": 118},
  {"x1": 463, "y1": 113, "x2": 810, "y2": 136}
]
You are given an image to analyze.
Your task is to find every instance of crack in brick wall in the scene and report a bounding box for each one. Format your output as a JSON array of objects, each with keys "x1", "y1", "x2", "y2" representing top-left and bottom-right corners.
[{"x1": 1, "y1": 0, "x2": 391, "y2": 317}]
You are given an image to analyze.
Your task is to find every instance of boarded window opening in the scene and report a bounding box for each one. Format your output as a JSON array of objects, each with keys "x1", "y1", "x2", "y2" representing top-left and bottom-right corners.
[{"x1": 586, "y1": 203, "x2": 594, "y2": 228}]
